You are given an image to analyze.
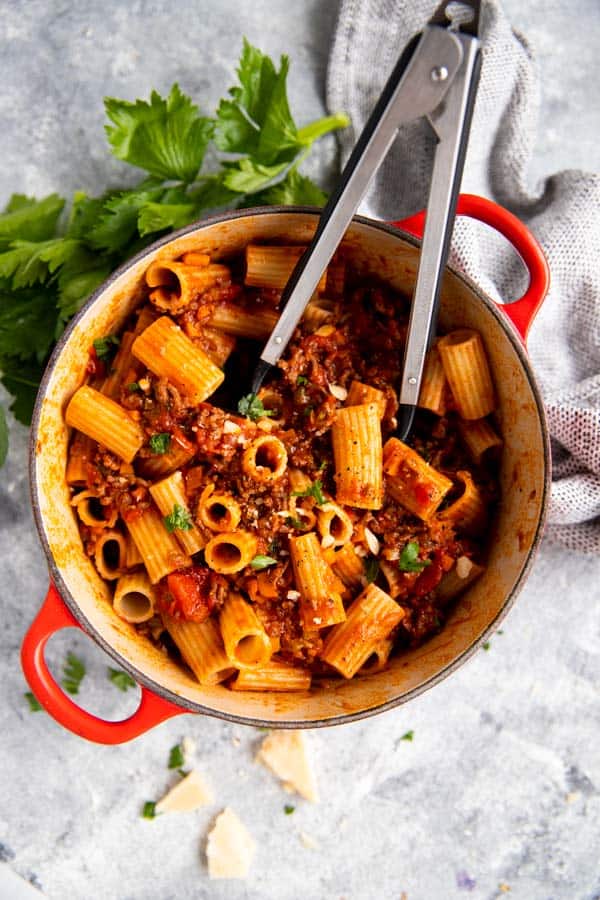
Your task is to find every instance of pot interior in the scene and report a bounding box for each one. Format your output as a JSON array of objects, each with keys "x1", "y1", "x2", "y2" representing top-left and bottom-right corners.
[{"x1": 31, "y1": 210, "x2": 549, "y2": 725}]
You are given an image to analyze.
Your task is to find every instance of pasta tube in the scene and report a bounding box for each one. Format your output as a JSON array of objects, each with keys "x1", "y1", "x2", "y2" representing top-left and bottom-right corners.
[
  {"x1": 205, "y1": 532, "x2": 258, "y2": 574},
  {"x1": 317, "y1": 502, "x2": 354, "y2": 549},
  {"x1": 437, "y1": 470, "x2": 487, "y2": 534},
  {"x1": 164, "y1": 614, "x2": 235, "y2": 685},
  {"x1": 146, "y1": 260, "x2": 231, "y2": 313},
  {"x1": 132, "y1": 316, "x2": 224, "y2": 404},
  {"x1": 458, "y1": 418, "x2": 503, "y2": 464},
  {"x1": 208, "y1": 304, "x2": 279, "y2": 340},
  {"x1": 417, "y1": 346, "x2": 447, "y2": 415},
  {"x1": 437, "y1": 329, "x2": 495, "y2": 419},
  {"x1": 383, "y1": 437, "x2": 452, "y2": 520},
  {"x1": 70, "y1": 490, "x2": 117, "y2": 528},
  {"x1": 149, "y1": 470, "x2": 205, "y2": 555},
  {"x1": 125, "y1": 505, "x2": 191, "y2": 583},
  {"x1": 113, "y1": 571, "x2": 156, "y2": 623},
  {"x1": 321, "y1": 584, "x2": 405, "y2": 678},
  {"x1": 138, "y1": 439, "x2": 196, "y2": 480},
  {"x1": 231, "y1": 661, "x2": 311, "y2": 692},
  {"x1": 245, "y1": 245, "x2": 327, "y2": 292},
  {"x1": 198, "y1": 484, "x2": 242, "y2": 532},
  {"x1": 358, "y1": 637, "x2": 394, "y2": 674},
  {"x1": 65, "y1": 386, "x2": 145, "y2": 463},
  {"x1": 324, "y1": 542, "x2": 364, "y2": 590},
  {"x1": 101, "y1": 331, "x2": 141, "y2": 399},
  {"x1": 94, "y1": 530, "x2": 127, "y2": 580},
  {"x1": 220, "y1": 593, "x2": 272, "y2": 668},
  {"x1": 331, "y1": 403, "x2": 383, "y2": 509},
  {"x1": 289, "y1": 533, "x2": 346, "y2": 630},
  {"x1": 345, "y1": 381, "x2": 387, "y2": 419},
  {"x1": 436, "y1": 557, "x2": 485, "y2": 602},
  {"x1": 242, "y1": 435, "x2": 288, "y2": 482},
  {"x1": 66, "y1": 433, "x2": 94, "y2": 485}
]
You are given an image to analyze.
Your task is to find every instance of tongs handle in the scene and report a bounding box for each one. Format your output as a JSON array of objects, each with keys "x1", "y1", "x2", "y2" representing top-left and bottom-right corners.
[
  {"x1": 251, "y1": 24, "x2": 464, "y2": 392},
  {"x1": 396, "y1": 30, "x2": 482, "y2": 439}
]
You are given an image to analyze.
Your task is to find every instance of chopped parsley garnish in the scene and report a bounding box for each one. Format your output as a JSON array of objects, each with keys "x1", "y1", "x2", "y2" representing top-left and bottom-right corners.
[
  {"x1": 284, "y1": 804, "x2": 295, "y2": 815},
  {"x1": 24, "y1": 691, "x2": 43, "y2": 712},
  {"x1": 142, "y1": 801, "x2": 157, "y2": 819},
  {"x1": 62, "y1": 652, "x2": 86, "y2": 695},
  {"x1": 107, "y1": 667, "x2": 136, "y2": 692},
  {"x1": 149, "y1": 432, "x2": 171, "y2": 455},
  {"x1": 292, "y1": 478, "x2": 326, "y2": 506},
  {"x1": 250, "y1": 554, "x2": 278, "y2": 571},
  {"x1": 237, "y1": 392, "x2": 273, "y2": 421},
  {"x1": 398, "y1": 541, "x2": 431, "y2": 573},
  {"x1": 93, "y1": 334, "x2": 120, "y2": 362},
  {"x1": 268, "y1": 538, "x2": 280, "y2": 556},
  {"x1": 168, "y1": 742, "x2": 185, "y2": 769},
  {"x1": 296, "y1": 375, "x2": 308, "y2": 386},
  {"x1": 400, "y1": 730, "x2": 414, "y2": 742},
  {"x1": 302, "y1": 405, "x2": 314, "y2": 417},
  {"x1": 164, "y1": 504, "x2": 193, "y2": 533},
  {"x1": 286, "y1": 516, "x2": 307, "y2": 531},
  {"x1": 482, "y1": 641, "x2": 491, "y2": 651},
  {"x1": 127, "y1": 381, "x2": 141, "y2": 392},
  {"x1": 364, "y1": 557, "x2": 380, "y2": 584}
]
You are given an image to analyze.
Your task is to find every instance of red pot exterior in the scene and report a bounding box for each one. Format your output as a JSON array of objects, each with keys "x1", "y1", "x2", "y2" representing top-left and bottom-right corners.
[{"x1": 23, "y1": 198, "x2": 551, "y2": 743}]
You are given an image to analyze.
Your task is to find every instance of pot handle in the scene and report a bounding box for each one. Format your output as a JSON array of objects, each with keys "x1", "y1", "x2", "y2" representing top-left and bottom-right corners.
[
  {"x1": 392, "y1": 193, "x2": 550, "y2": 342},
  {"x1": 21, "y1": 583, "x2": 184, "y2": 744}
]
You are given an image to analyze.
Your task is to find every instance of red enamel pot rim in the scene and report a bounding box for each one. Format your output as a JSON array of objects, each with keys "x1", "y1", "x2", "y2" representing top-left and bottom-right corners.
[{"x1": 24, "y1": 198, "x2": 552, "y2": 741}]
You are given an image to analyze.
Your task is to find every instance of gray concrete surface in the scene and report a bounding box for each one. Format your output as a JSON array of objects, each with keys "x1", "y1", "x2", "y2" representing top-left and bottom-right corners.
[{"x1": 0, "y1": 2, "x2": 599, "y2": 899}]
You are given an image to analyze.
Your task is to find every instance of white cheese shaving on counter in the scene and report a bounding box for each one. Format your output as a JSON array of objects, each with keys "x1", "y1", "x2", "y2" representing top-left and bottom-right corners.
[
  {"x1": 257, "y1": 730, "x2": 318, "y2": 802},
  {"x1": 155, "y1": 770, "x2": 213, "y2": 814},
  {"x1": 206, "y1": 808, "x2": 256, "y2": 879}
]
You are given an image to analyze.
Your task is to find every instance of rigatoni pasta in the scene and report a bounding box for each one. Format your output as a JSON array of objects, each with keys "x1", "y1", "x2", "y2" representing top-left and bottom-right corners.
[{"x1": 65, "y1": 239, "x2": 500, "y2": 692}]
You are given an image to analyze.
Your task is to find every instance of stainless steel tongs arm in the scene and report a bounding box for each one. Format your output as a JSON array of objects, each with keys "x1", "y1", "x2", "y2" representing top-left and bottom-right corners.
[
  {"x1": 397, "y1": 29, "x2": 482, "y2": 435},
  {"x1": 251, "y1": 24, "x2": 465, "y2": 392}
]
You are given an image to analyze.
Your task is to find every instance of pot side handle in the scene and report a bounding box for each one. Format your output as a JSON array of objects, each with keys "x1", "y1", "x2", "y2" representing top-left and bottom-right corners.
[
  {"x1": 21, "y1": 583, "x2": 184, "y2": 744},
  {"x1": 392, "y1": 193, "x2": 550, "y2": 342}
]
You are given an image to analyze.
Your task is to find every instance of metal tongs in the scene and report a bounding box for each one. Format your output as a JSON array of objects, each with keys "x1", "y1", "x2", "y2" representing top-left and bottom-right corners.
[{"x1": 249, "y1": 0, "x2": 482, "y2": 440}]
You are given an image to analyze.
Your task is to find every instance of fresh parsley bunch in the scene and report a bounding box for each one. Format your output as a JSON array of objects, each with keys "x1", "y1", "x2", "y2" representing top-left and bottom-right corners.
[{"x1": 0, "y1": 39, "x2": 349, "y2": 465}]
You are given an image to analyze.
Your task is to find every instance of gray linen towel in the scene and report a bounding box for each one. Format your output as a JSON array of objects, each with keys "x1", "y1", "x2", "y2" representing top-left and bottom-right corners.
[{"x1": 327, "y1": 0, "x2": 600, "y2": 553}]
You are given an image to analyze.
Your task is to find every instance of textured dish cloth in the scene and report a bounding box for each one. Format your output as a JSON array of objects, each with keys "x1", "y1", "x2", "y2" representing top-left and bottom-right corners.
[{"x1": 327, "y1": 0, "x2": 600, "y2": 554}]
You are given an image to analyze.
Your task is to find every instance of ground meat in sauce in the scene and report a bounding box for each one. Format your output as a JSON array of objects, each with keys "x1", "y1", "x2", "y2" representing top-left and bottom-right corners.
[{"x1": 70, "y1": 250, "x2": 499, "y2": 677}]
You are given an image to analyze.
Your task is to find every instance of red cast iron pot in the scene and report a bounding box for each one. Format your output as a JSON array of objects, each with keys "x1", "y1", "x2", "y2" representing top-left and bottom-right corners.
[{"x1": 21, "y1": 195, "x2": 551, "y2": 743}]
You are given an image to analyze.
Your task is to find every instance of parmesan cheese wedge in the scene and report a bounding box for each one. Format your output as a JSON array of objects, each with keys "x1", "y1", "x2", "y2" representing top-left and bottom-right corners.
[
  {"x1": 206, "y1": 808, "x2": 256, "y2": 879},
  {"x1": 257, "y1": 730, "x2": 318, "y2": 802},
  {"x1": 155, "y1": 770, "x2": 213, "y2": 814}
]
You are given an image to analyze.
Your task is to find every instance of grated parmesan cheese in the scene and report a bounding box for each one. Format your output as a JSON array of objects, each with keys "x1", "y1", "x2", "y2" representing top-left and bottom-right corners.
[
  {"x1": 364, "y1": 527, "x2": 380, "y2": 556},
  {"x1": 328, "y1": 383, "x2": 348, "y2": 401},
  {"x1": 456, "y1": 555, "x2": 474, "y2": 579}
]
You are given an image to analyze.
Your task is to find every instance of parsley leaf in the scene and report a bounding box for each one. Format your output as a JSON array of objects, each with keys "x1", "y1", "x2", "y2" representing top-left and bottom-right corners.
[
  {"x1": 284, "y1": 804, "x2": 295, "y2": 815},
  {"x1": 286, "y1": 516, "x2": 307, "y2": 531},
  {"x1": 142, "y1": 801, "x2": 157, "y2": 819},
  {"x1": 296, "y1": 375, "x2": 308, "y2": 386},
  {"x1": 168, "y1": 742, "x2": 185, "y2": 769},
  {"x1": 137, "y1": 201, "x2": 197, "y2": 237},
  {"x1": 0, "y1": 238, "x2": 80, "y2": 289},
  {"x1": 250, "y1": 554, "x2": 278, "y2": 570},
  {"x1": 105, "y1": 84, "x2": 214, "y2": 183},
  {"x1": 164, "y1": 504, "x2": 193, "y2": 533},
  {"x1": 87, "y1": 183, "x2": 165, "y2": 253},
  {"x1": 0, "y1": 194, "x2": 64, "y2": 248},
  {"x1": 107, "y1": 668, "x2": 136, "y2": 692},
  {"x1": 292, "y1": 478, "x2": 326, "y2": 506},
  {"x1": 237, "y1": 393, "x2": 274, "y2": 421},
  {"x1": 127, "y1": 382, "x2": 141, "y2": 393},
  {"x1": 0, "y1": 358, "x2": 45, "y2": 424},
  {"x1": 398, "y1": 541, "x2": 431, "y2": 574},
  {"x1": 400, "y1": 730, "x2": 414, "y2": 742},
  {"x1": 482, "y1": 641, "x2": 491, "y2": 651},
  {"x1": 62, "y1": 652, "x2": 86, "y2": 695},
  {"x1": 254, "y1": 167, "x2": 327, "y2": 206},
  {"x1": 149, "y1": 432, "x2": 171, "y2": 455},
  {"x1": 0, "y1": 405, "x2": 7, "y2": 467},
  {"x1": 93, "y1": 334, "x2": 120, "y2": 363},
  {"x1": 24, "y1": 691, "x2": 43, "y2": 712},
  {"x1": 364, "y1": 557, "x2": 380, "y2": 584}
]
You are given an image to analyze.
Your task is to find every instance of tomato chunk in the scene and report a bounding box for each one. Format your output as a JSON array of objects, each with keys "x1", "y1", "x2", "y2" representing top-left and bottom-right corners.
[{"x1": 161, "y1": 567, "x2": 217, "y2": 623}]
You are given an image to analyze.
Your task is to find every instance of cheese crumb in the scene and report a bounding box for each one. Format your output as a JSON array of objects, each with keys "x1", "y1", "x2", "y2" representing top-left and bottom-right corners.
[
  {"x1": 364, "y1": 527, "x2": 380, "y2": 556},
  {"x1": 257, "y1": 730, "x2": 318, "y2": 802},
  {"x1": 456, "y1": 555, "x2": 473, "y2": 579},
  {"x1": 328, "y1": 383, "x2": 348, "y2": 401},
  {"x1": 155, "y1": 770, "x2": 213, "y2": 814},
  {"x1": 299, "y1": 831, "x2": 318, "y2": 850},
  {"x1": 206, "y1": 808, "x2": 256, "y2": 879}
]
